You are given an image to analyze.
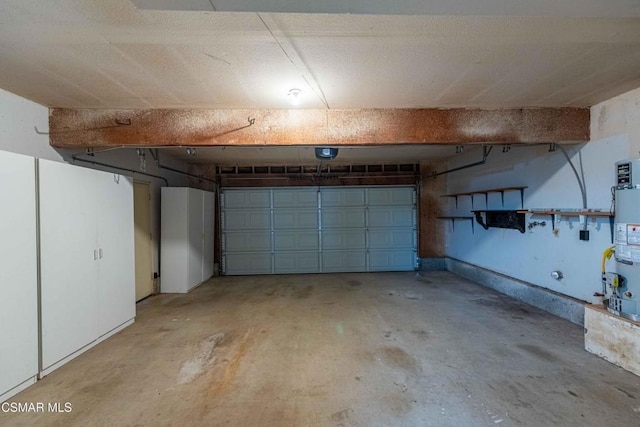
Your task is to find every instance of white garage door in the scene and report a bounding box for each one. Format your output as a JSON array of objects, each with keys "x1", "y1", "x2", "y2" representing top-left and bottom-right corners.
[{"x1": 221, "y1": 186, "x2": 416, "y2": 275}]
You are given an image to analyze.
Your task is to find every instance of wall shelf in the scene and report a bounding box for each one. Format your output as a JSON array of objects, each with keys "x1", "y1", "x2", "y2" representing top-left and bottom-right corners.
[
  {"x1": 528, "y1": 210, "x2": 613, "y2": 218},
  {"x1": 528, "y1": 209, "x2": 614, "y2": 241},
  {"x1": 437, "y1": 216, "x2": 475, "y2": 233},
  {"x1": 441, "y1": 186, "x2": 527, "y2": 208},
  {"x1": 472, "y1": 210, "x2": 527, "y2": 233}
]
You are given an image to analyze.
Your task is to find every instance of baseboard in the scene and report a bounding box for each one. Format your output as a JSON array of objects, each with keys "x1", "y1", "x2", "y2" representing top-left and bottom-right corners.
[
  {"x1": 0, "y1": 375, "x2": 37, "y2": 403},
  {"x1": 418, "y1": 257, "x2": 447, "y2": 271},
  {"x1": 446, "y1": 258, "x2": 586, "y2": 325}
]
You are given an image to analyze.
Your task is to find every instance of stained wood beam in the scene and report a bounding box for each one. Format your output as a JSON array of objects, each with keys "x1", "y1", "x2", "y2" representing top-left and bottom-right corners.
[{"x1": 49, "y1": 108, "x2": 589, "y2": 148}]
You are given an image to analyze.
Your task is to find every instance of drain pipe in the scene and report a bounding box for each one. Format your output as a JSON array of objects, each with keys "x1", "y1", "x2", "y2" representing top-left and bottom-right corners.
[{"x1": 428, "y1": 145, "x2": 493, "y2": 179}]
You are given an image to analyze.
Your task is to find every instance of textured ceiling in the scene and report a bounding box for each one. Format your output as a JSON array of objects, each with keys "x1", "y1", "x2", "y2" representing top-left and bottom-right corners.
[{"x1": 0, "y1": 0, "x2": 639, "y2": 110}]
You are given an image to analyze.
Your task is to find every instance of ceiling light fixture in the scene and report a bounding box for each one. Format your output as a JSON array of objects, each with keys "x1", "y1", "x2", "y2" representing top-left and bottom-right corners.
[
  {"x1": 288, "y1": 88, "x2": 302, "y2": 105},
  {"x1": 315, "y1": 147, "x2": 339, "y2": 160}
]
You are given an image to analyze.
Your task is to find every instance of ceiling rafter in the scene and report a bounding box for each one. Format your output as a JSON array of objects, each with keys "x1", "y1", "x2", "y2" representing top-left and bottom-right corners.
[{"x1": 49, "y1": 107, "x2": 589, "y2": 148}]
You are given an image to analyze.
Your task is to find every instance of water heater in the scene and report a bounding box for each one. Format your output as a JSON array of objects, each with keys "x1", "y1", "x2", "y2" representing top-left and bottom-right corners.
[{"x1": 610, "y1": 159, "x2": 640, "y2": 321}]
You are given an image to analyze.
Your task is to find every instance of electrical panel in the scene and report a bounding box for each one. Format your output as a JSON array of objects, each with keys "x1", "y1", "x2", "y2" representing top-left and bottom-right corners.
[{"x1": 616, "y1": 159, "x2": 640, "y2": 189}]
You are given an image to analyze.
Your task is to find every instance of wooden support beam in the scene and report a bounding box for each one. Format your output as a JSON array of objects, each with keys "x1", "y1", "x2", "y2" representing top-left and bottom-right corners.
[{"x1": 49, "y1": 107, "x2": 589, "y2": 148}]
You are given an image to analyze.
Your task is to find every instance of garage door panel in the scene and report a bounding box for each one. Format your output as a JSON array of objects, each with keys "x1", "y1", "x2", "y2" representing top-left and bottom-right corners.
[
  {"x1": 321, "y1": 188, "x2": 365, "y2": 207},
  {"x1": 368, "y1": 187, "x2": 414, "y2": 205},
  {"x1": 223, "y1": 189, "x2": 270, "y2": 209},
  {"x1": 274, "y1": 252, "x2": 319, "y2": 273},
  {"x1": 369, "y1": 250, "x2": 416, "y2": 271},
  {"x1": 322, "y1": 208, "x2": 366, "y2": 228},
  {"x1": 322, "y1": 230, "x2": 366, "y2": 250},
  {"x1": 274, "y1": 209, "x2": 318, "y2": 229},
  {"x1": 368, "y1": 229, "x2": 415, "y2": 249},
  {"x1": 224, "y1": 253, "x2": 272, "y2": 275},
  {"x1": 223, "y1": 210, "x2": 271, "y2": 230},
  {"x1": 322, "y1": 251, "x2": 367, "y2": 272},
  {"x1": 368, "y1": 207, "x2": 414, "y2": 227},
  {"x1": 274, "y1": 231, "x2": 318, "y2": 251},
  {"x1": 273, "y1": 188, "x2": 317, "y2": 208},
  {"x1": 224, "y1": 231, "x2": 271, "y2": 252},
  {"x1": 221, "y1": 186, "x2": 415, "y2": 275}
]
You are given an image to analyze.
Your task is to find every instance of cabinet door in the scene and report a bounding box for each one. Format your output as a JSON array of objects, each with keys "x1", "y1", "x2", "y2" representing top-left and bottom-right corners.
[
  {"x1": 188, "y1": 189, "x2": 204, "y2": 288},
  {"x1": 39, "y1": 159, "x2": 99, "y2": 370},
  {"x1": 202, "y1": 190, "x2": 215, "y2": 280},
  {"x1": 96, "y1": 173, "x2": 135, "y2": 337},
  {"x1": 0, "y1": 151, "x2": 38, "y2": 399}
]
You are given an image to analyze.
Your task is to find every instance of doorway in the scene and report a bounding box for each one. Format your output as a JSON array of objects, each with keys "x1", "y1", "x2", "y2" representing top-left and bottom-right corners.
[{"x1": 134, "y1": 181, "x2": 154, "y2": 301}]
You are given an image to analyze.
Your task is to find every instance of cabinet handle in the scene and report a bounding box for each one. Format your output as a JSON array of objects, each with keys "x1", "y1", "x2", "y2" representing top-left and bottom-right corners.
[
  {"x1": 94, "y1": 250, "x2": 98, "y2": 260},
  {"x1": 99, "y1": 248, "x2": 103, "y2": 259}
]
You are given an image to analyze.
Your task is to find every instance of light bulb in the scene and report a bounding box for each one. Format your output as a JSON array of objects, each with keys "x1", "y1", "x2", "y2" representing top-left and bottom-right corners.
[{"x1": 288, "y1": 88, "x2": 302, "y2": 105}]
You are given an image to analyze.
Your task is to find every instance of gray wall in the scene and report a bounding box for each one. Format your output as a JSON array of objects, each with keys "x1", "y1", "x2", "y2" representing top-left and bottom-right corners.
[{"x1": 443, "y1": 87, "x2": 640, "y2": 303}]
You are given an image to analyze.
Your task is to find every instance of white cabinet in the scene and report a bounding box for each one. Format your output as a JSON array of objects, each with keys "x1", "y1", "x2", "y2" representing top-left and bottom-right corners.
[
  {"x1": 0, "y1": 150, "x2": 38, "y2": 402},
  {"x1": 39, "y1": 159, "x2": 135, "y2": 375},
  {"x1": 161, "y1": 187, "x2": 215, "y2": 293}
]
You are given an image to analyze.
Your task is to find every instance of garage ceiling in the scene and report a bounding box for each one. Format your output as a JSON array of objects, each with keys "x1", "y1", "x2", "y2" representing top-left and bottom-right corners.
[
  {"x1": 1, "y1": 0, "x2": 639, "y2": 111},
  {"x1": 1, "y1": 1, "x2": 639, "y2": 165}
]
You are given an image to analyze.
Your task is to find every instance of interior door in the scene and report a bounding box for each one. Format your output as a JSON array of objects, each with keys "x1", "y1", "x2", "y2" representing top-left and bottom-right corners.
[
  {"x1": 134, "y1": 181, "x2": 154, "y2": 301},
  {"x1": 96, "y1": 172, "x2": 135, "y2": 337},
  {"x1": 39, "y1": 159, "x2": 99, "y2": 370}
]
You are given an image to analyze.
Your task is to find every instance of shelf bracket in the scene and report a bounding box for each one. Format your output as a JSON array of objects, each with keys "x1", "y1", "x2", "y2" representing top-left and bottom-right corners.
[{"x1": 474, "y1": 211, "x2": 489, "y2": 230}]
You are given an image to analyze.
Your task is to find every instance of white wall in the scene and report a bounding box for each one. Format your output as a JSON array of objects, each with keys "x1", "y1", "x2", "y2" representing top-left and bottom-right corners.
[
  {"x1": 444, "y1": 87, "x2": 640, "y2": 303},
  {"x1": 0, "y1": 87, "x2": 190, "y2": 285},
  {"x1": 0, "y1": 88, "x2": 62, "y2": 161}
]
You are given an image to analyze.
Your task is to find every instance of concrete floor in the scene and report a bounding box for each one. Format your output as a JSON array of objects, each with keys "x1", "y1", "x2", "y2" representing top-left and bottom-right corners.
[{"x1": 2, "y1": 271, "x2": 640, "y2": 426}]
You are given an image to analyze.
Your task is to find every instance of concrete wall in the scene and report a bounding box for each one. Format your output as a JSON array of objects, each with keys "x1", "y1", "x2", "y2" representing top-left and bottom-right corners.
[
  {"x1": 0, "y1": 88, "x2": 190, "y2": 287},
  {"x1": 443, "y1": 87, "x2": 640, "y2": 303}
]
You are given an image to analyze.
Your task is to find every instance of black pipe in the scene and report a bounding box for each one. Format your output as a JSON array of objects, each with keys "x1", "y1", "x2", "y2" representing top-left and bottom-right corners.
[
  {"x1": 157, "y1": 163, "x2": 217, "y2": 184},
  {"x1": 71, "y1": 156, "x2": 169, "y2": 186},
  {"x1": 428, "y1": 145, "x2": 493, "y2": 179},
  {"x1": 149, "y1": 149, "x2": 217, "y2": 184}
]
